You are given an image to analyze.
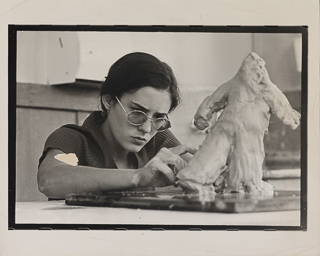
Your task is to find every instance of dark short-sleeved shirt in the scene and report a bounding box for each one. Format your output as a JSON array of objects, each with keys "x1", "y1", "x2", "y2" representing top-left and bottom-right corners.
[{"x1": 39, "y1": 111, "x2": 181, "y2": 191}]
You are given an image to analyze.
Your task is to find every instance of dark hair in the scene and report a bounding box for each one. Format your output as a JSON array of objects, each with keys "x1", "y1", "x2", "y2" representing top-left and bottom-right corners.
[{"x1": 100, "y1": 52, "x2": 181, "y2": 113}]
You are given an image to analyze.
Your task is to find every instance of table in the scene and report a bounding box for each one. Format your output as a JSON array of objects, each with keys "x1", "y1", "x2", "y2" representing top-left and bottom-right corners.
[{"x1": 15, "y1": 201, "x2": 301, "y2": 227}]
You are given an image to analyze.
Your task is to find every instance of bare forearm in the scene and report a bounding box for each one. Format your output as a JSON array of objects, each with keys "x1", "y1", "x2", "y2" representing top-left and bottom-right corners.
[
  {"x1": 37, "y1": 146, "x2": 188, "y2": 198},
  {"x1": 38, "y1": 163, "x2": 140, "y2": 199}
]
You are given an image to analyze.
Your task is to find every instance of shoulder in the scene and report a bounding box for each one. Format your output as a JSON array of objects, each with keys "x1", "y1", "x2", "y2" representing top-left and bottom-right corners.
[
  {"x1": 39, "y1": 125, "x2": 94, "y2": 166},
  {"x1": 47, "y1": 125, "x2": 89, "y2": 145},
  {"x1": 43, "y1": 124, "x2": 95, "y2": 157},
  {"x1": 154, "y1": 129, "x2": 181, "y2": 150},
  {"x1": 154, "y1": 129, "x2": 179, "y2": 141}
]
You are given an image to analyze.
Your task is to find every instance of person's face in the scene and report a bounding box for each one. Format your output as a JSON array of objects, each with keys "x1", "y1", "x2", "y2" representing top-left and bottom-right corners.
[{"x1": 105, "y1": 86, "x2": 172, "y2": 153}]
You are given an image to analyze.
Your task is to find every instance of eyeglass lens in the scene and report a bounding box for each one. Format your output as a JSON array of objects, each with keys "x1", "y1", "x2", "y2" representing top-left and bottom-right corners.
[{"x1": 127, "y1": 111, "x2": 170, "y2": 131}]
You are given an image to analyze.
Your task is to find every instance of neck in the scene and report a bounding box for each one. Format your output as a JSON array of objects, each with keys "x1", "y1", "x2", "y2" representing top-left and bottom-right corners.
[
  {"x1": 100, "y1": 118, "x2": 128, "y2": 158},
  {"x1": 99, "y1": 118, "x2": 138, "y2": 169}
]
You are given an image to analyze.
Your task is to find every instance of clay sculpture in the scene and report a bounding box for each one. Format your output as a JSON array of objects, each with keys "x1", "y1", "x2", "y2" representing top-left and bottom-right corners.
[{"x1": 176, "y1": 52, "x2": 301, "y2": 194}]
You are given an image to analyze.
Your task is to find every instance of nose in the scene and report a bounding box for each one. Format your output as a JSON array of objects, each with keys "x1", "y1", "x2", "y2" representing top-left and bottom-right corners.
[{"x1": 138, "y1": 119, "x2": 153, "y2": 133}]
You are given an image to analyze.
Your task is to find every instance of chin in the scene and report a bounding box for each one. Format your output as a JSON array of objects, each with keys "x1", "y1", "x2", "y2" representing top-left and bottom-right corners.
[
  {"x1": 124, "y1": 136, "x2": 150, "y2": 153},
  {"x1": 125, "y1": 143, "x2": 144, "y2": 153}
]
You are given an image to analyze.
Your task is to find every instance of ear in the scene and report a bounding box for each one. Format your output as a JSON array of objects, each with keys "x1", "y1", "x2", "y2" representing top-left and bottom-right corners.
[{"x1": 101, "y1": 94, "x2": 116, "y2": 111}]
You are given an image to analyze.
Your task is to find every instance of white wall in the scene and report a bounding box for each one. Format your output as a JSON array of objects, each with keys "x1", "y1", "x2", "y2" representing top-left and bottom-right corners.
[
  {"x1": 17, "y1": 31, "x2": 80, "y2": 85},
  {"x1": 76, "y1": 31, "x2": 252, "y2": 89},
  {"x1": 253, "y1": 33, "x2": 302, "y2": 92}
]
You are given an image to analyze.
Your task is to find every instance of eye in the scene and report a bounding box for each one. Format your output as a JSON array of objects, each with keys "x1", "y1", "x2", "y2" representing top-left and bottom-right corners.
[
  {"x1": 130, "y1": 107, "x2": 144, "y2": 113},
  {"x1": 154, "y1": 114, "x2": 167, "y2": 119}
]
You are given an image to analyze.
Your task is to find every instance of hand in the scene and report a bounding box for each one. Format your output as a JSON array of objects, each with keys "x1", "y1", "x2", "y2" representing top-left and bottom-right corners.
[
  {"x1": 194, "y1": 117, "x2": 211, "y2": 130},
  {"x1": 138, "y1": 144, "x2": 197, "y2": 187}
]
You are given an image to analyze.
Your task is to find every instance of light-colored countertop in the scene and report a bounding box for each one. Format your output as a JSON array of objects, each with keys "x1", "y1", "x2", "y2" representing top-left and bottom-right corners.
[{"x1": 15, "y1": 200, "x2": 300, "y2": 227}]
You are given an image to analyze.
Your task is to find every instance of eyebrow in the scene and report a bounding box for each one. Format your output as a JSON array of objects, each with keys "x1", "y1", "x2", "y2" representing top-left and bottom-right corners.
[{"x1": 130, "y1": 101, "x2": 168, "y2": 116}]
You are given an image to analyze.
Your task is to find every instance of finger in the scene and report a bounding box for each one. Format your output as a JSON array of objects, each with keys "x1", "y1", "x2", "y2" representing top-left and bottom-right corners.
[
  {"x1": 168, "y1": 162, "x2": 186, "y2": 175},
  {"x1": 162, "y1": 155, "x2": 187, "y2": 172},
  {"x1": 157, "y1": 148, "x2": 188, "y2": 171},
  {"x1": 169, "y1": 144, "x2": 198, "y2": 156},
  {"x1": 155, "y1": 161, "x2": 176, "y2": 184},
  {"x1": 168, "y1": 144, "x2": 197, "y2": 167}
]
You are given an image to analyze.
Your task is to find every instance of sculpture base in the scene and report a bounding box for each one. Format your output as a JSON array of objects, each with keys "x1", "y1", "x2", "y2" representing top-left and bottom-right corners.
[{"x1": 66, "y1": 190, "x2": 300, "y2": 213}]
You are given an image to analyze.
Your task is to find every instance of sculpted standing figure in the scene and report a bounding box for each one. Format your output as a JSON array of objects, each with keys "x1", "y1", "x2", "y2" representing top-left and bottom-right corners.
[{"x1": 177, "y1": 52, "x2": 301, "y2": 194}]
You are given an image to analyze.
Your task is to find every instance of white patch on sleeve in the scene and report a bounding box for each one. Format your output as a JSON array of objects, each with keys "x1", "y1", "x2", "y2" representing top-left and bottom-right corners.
[
  {"x1": 54, "y1": 153, "x2": 79, "y2": 166},
  {"x1": 131, "y1": 173, "x2": 140, "y2": 187}
]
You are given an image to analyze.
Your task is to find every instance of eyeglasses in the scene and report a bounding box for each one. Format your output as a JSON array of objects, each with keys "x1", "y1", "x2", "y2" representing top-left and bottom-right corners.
[{"x1": 115, "y1": 96, "x2": 171, "y2": 132}]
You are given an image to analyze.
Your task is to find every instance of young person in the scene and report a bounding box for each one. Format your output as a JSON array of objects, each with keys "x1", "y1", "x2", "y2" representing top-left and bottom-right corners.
[{"x1": 37, "y1": 52, "x2": 197, "y2": 199}]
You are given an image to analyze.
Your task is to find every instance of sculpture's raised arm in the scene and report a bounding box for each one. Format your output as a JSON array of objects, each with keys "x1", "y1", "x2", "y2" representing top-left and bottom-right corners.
[
  {"x1": 261, "y1": 67, "x2": 301, "y2": 130},
  {"x1": 193, "y1": 81, "x2": 232, "y2": 130}
]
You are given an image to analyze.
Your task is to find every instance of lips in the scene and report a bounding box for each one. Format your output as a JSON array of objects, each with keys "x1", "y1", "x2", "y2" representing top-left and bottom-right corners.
[{"x1": 131, "y1": 136, "x2": 147, "y2": 145}]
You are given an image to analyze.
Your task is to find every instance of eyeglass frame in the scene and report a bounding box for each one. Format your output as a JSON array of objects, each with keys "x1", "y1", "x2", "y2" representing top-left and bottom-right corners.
[{"x1": 114, "y1": 96, "x2": 171, "y2": 132}]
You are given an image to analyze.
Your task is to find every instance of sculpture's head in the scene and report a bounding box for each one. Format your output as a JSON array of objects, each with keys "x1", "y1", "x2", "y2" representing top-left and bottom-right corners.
[{"x1": 239, "y1": 52, "x2": 267, "y2": 84}]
